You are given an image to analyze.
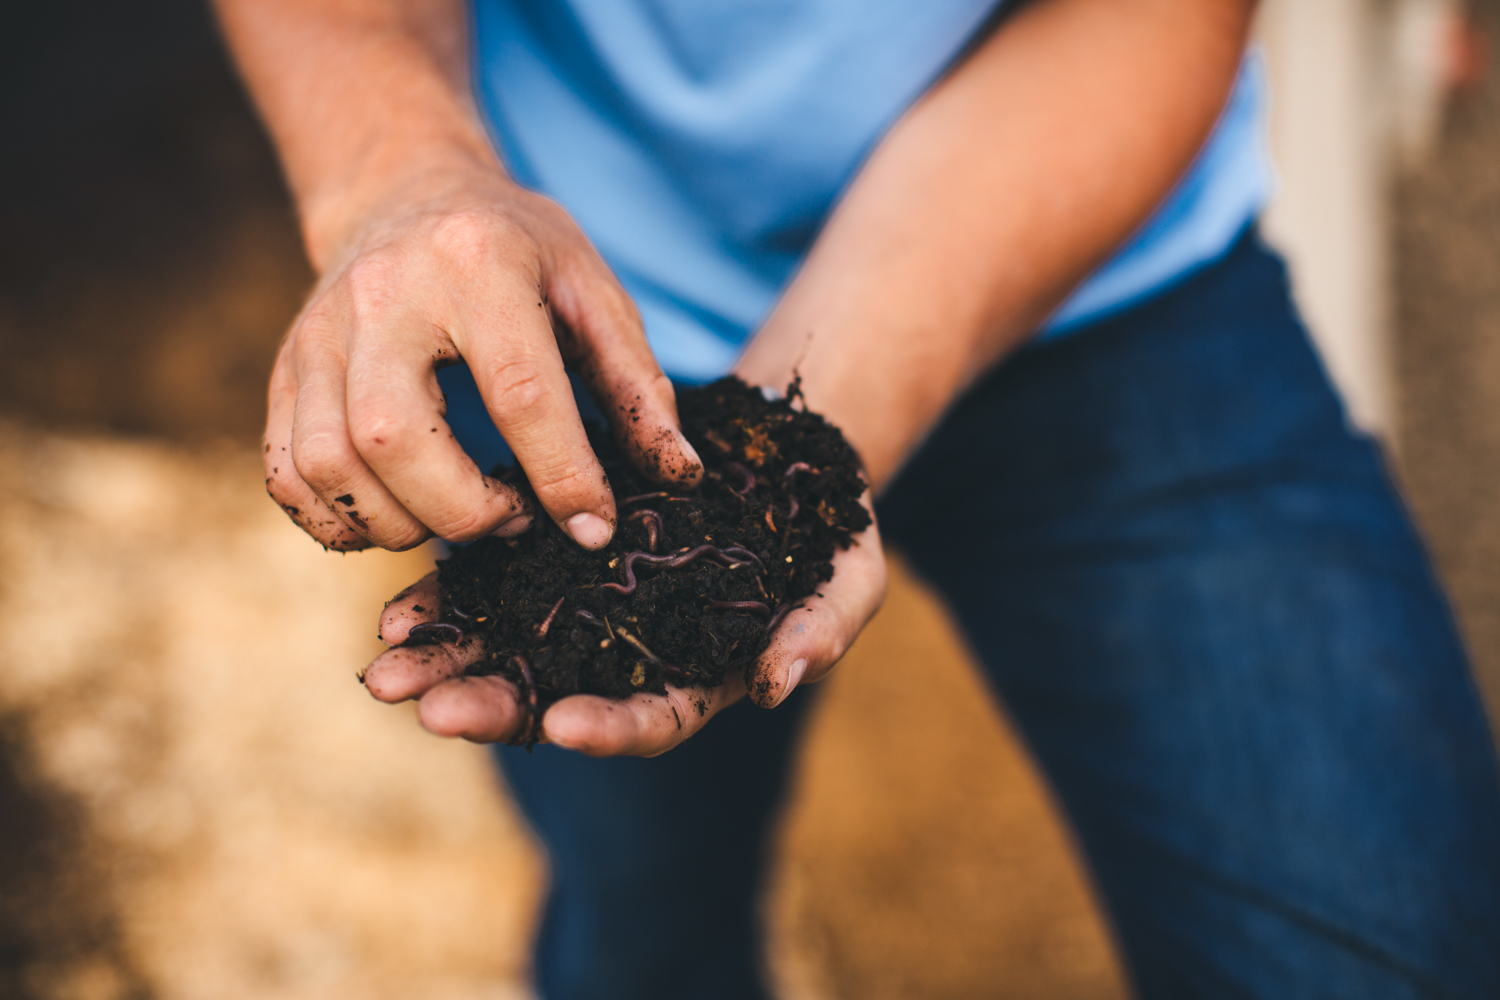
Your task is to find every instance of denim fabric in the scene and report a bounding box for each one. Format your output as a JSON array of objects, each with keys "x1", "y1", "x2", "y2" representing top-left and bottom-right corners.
[{"x1": 443, "y1": 232, "x2": 1500, "y2": 999}]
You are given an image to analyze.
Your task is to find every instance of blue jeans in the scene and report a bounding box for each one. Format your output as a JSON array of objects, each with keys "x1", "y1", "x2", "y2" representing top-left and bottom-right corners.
[{"x1": 442, "y1": 231, "x2": 1500, "y2": 999}]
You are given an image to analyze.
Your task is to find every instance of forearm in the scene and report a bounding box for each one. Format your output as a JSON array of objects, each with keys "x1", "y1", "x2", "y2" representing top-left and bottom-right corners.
[
  {"x1": 736, "y1": 0, "x2": 1255, "y2": 489},
  {"x1": 213, "y1": 0, "x2": 500, "y2": 269}
]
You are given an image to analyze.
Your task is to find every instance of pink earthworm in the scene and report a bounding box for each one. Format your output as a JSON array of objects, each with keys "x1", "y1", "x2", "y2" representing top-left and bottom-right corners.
[
  {"x1": 626, "y1": 508, "x2": 664, "y2": 552},
  {"x1": 622, "y1": 492, "x2": 670, "y2": 505},
  {"x1": 783, "y1": 462, "x2": 816, "y2": 520},
  {"x1": 600, "y1": 544, "x2": 765, "y2": 595},
  {"x1": 726, "y1": 462, "x2": 756, "y2": 495},
  {"x1": 511, "y1": 655, "x2": 538, "y2": 706},
  {"x1": 406, "y1": 622, "x2": 464, "y2": 644},
  {"x1": 535, "y1": 596, "x2": 565, "y2": 638}
]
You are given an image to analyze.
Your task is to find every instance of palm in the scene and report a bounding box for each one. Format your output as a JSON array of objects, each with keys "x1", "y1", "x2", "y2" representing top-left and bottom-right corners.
[{"x1": 361, "y1": 496, "x2": 885, "y2": 756}]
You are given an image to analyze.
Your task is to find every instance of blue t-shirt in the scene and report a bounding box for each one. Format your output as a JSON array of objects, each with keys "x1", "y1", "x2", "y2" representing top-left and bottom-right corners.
[{"x1": 471, "y1": 0, "x2": 1271, "y2": 383}]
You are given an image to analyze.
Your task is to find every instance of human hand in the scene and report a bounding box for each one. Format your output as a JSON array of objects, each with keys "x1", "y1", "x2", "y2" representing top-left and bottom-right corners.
[
  {"x1": 361, "y1": 495, "x2": 886, "y2": 756},
  {"x1": 263, "y1": 164, "x2": 703, "y2": 553}
]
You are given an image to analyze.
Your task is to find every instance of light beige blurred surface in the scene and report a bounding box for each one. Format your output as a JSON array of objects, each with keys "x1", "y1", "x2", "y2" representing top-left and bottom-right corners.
[
  {"x1": 0, "y1": 430, "x2": 542, "y2": 999},
  {"x1": 0, "y1": 426, "x2": 1127, "y2": 998}
]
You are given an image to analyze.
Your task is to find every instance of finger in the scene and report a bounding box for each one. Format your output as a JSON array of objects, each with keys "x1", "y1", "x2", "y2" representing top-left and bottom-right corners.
[
  {"x1": 265, "y1": 335, "x2": 372, "y2": 551},
  {"x1": 408, "y1": 212, "x2": 612, "y2": 550},
  {"x1": 416, "y1": 675, "x2": 530, "y2": 743},
  {"x1": 454, "y1": 288, "x2": 615, "y2": 548},
  {"x1": 377, "y1": 571, "x2": 441, "y2": 644},
  {"x1": 749, "y1": 494, "x2": 887, "y2": 708},
  {"x1": 336, "y1": 256, "x2": 534, "y2": 544},
  {"x1": 362, "y1": 633, "x2": 485, "y2": 703},
  {"x1": 541, "y1": 671, "x2": 747, "y2": 758},
  {"x1": 547, "y1": 253, "x2": 703, "y2": 489},
  {"x1": 282, "y1": 288, "x2": 438, "y2": 549}
]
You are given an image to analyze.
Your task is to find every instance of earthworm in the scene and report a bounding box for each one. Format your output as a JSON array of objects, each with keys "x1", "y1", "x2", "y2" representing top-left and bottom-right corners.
[
  {"x1": 726, "y1": 462, "x2": 756, "y2": 495},
  {"x1": 600, "y1": 544, "x2": 765, "y2": 595},
  {"x1": 509, "y1": 654, "x2": 540, "y2": 746},
  {"x1": 622, "y1": 492, "x2": 669, "y2": 505},
  {"x1": 406, "y1": 622, "x2": 464, "y2": 645},
  {"x1": 708, "y1": 600, "x2": 772, "y2": 618},
  {"x1": 767, "y1": 603, "x2": 797, "y2": 632},
  {"x1": 448, "y1": 605, "x2": 473, "y2": 622},
  {"x1": 783, "y1": 463, "x2": 815, "y2": 520},
  {"x1": 511, "y1": 655, "x2": 538, "y2": 705},
  {"x1": 535, "y1": 596, "x2": 565, "y2": 638},
  {"x1": 626, "y1": 508, "x2": 663, "y2": 552},
  {"x1": 574, "y1": 609, "x2": 598, "y2": 621}
]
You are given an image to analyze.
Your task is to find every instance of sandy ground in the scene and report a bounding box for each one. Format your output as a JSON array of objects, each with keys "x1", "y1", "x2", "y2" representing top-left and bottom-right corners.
[{"x1": 0, "y1": 427, "x2": 1127, "y2": 999}]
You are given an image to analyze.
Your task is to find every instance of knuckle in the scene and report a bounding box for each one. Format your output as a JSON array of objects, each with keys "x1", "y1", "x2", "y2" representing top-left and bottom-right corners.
[
  {"x1": 291, "y1": 426, "x2": 358, "y2": 489},
  {"x1": 484, "y1": 355, "x2": 553, "y2": 413},
  {"x1": 341, "y1": 249, "x2": 404, "y2": 308},
  {"x1": 529, "y1": 462, "x2": 604, "y2": 508},
  {"x1": 431, "y1": 507, "x2": 499, "y2": 544},
  {"x1": 431, "y1": 210, "x2": 534, "y2": 271},
  {"x1": 347, "y1": 405, "x2": 413, "y2": 458},
  {"x1": 377, "y1": 523, "x2": 434, "y2": 552}
]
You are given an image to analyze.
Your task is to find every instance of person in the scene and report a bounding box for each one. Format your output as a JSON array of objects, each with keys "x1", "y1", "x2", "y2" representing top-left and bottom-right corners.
[{"x1": 215, "y1": 0, "x2": 1500, "y2": 996}]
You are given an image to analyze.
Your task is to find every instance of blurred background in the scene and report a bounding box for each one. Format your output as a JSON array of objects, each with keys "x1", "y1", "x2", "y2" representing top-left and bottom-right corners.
[{"x1": 0, "y1": 1, "x2": 1496, "y2": 997}]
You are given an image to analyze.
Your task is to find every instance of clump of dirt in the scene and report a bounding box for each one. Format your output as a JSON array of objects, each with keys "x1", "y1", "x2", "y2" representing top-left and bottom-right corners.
[{"x1": 414, "y1": 377, "x2": 869, "y2": 734}]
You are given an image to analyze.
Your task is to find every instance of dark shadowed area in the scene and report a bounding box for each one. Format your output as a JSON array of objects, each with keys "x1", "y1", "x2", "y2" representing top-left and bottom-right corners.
[{"x1": 0, "y1": 0, "x2": 307, "y2": 444}]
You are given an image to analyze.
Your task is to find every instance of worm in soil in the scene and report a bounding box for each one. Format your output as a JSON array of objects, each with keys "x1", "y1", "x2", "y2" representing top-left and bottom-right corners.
[
  {"x1": 625, "y1": 508, "x2": 664, "y2": 552},
  {"x1": 783, "y1": 462, "x2": 816, "y2": 520},
  {"x1": 600, "y1": 544, "x2": 765, "y2": 595},
  {"x1": 406, "y1": 622, "x2": 464, "y2": 644},
  {"x1": 536, "y1": 596, "x2": 566, "y2": 638},
  {"x1": 726, "y1": 462, "x2": 757, "y2": 495}
]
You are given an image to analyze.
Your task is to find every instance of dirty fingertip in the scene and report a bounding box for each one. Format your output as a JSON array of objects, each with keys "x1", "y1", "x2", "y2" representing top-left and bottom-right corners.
[{"x1": 565, "y1": 511, "x2": 613, "y2": 549}]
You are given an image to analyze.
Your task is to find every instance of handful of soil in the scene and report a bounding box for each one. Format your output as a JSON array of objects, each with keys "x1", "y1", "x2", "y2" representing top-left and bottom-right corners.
[{"x1": 407, "y1": 377, "x2": 870, "y2": 731}]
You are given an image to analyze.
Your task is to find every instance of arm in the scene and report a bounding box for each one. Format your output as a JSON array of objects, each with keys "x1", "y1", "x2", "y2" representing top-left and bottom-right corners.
[
  {"x1": 722, "y1": 0, "x2": 1255, "y2": 716},
  {"x1": 738, "y1": 0, "x2": 1256, "y2": 489},
  {"x1": 215, "y1": 0, "x2": 702, "y2": 553},
  {"x1": 345, "y1": 0, "x2": 1256, "y2": 754}
]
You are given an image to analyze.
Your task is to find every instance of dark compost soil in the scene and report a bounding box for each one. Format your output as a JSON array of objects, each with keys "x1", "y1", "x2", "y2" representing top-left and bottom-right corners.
[{"x1": 405, "y1": 377, "x2": 869, "y2": 733}]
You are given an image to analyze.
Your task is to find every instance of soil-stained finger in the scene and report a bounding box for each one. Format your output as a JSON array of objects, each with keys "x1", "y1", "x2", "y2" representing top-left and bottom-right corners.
[
  {"x1": 451, "y1": 271, "x2": 615, "y2": 547},
  {"x1": 265, "y1": 344, "x2": 372, "y2": 551},
  {"x1": 749, "y1": 496, "x2": 887, "y2": 708},
  {"x1": 362, "y1": 636, "x2": 484, "y2": 703},
  {"x1": 416, "y1": 675, "x2": 529, "y2": 742},
  {"x1": 378, "y1": 571, "x2": 442, "y2": 644},
  {"x1": 551, "y1": 270, "x2": 703, "y2": 489},
  {"x1": 542, "y1": 673, "x2": 745, "y2": 757}
]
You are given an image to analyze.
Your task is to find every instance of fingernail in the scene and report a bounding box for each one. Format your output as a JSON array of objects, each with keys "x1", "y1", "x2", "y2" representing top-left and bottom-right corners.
[
  {"x1": 565, "y1": 512, "x2": 612, "y2": 549},
  {"x1": 772, "y1": 658, "x2": 808, "y2": 709},
  {"x1": 493, "y1": 515, "x2": 533, "y2": 538}
]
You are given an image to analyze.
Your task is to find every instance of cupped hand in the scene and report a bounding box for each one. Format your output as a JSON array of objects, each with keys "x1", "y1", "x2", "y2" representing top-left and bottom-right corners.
[
  {"x1": 361, "y1": 494, "x2": 887, "y2": 756},
  {"x1": 264, "y1": 166, "x2": 703, "y2": 553}
]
